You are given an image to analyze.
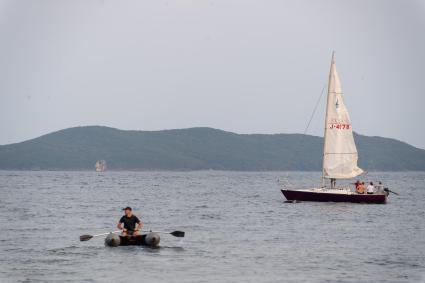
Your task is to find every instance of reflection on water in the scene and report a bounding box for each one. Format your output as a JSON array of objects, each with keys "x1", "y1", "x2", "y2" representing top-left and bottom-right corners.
[{"x1": 0, "y1": 171, "x2": 424, "y2": 282}]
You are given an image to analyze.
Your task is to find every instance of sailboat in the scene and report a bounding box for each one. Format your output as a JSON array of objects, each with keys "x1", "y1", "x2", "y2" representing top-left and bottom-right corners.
[{"x1": 281, "y1": 53, "x2": 388, "y2": 204}]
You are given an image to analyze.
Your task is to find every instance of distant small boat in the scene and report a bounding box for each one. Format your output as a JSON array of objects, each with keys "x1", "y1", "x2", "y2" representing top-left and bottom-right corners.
[
  {"x1": 95, "y1": 160, "x2": 107, "y2": 172},
  {"x1": 281, "y1": 53, "x2": 388, "y2": 204}
]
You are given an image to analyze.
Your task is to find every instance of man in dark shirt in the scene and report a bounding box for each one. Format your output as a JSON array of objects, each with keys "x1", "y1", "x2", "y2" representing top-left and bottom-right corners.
[{"x1": 117, "y1": 207, "x2": 143, "y2": 236}]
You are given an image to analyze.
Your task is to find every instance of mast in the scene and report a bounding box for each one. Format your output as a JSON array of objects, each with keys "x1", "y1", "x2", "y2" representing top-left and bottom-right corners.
[{"x1": 321, "y1": 51, "x2": 335, "y2": 187}]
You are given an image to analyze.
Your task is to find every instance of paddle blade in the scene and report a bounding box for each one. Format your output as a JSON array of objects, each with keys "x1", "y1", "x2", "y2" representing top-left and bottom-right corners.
[
  {"x1": 170, "y1": 231, "x2": 185, "y2": 237},
  {"x1": 80, "y1": 234, "x2": 93, "y2": 241}
]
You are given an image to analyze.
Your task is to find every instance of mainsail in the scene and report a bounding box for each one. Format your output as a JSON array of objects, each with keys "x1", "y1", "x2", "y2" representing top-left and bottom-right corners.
[{"x1": 322, "y1": 54, "x2": 363, "y2": 179}]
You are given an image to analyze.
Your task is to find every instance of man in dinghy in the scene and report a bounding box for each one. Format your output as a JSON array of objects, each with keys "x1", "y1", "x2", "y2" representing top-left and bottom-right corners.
[{"x1": 117, "y1": 207, "x2": 143, "y2": 236}]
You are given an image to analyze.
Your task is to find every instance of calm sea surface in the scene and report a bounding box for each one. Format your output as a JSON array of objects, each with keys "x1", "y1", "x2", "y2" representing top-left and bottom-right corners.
[{"x1": 0, "y1": 171, "x2": 424, "y2": 283}]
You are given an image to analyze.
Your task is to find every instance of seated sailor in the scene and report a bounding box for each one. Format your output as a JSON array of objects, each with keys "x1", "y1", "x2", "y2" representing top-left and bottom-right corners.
[
  {"x1": 366, "y1": 182, "x2": 375, "y2": 194},
  {"x1": 356, "y1": 182, "x2": 365, "y2": 194},
  {"x1": 354, "y1": 180, "x2": 361, "y2": 190},
  {"x1": 376, "y1": 181, "x2": 384, "y2": 193}
]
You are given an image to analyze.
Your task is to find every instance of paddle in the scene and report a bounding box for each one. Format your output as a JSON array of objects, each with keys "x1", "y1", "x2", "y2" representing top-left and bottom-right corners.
[
  {"x1": 80, "y1": 230, "x2": 120, "y2": 242},
  {"x1": 384, "y1": 188, "x2": 399, "y2": 196},
  {"x1": 80, "y1": 230, "x2": 185, "y2": 241},
  {"x1": 142, "y1": 230, "x2": 185, "y2": 238}
]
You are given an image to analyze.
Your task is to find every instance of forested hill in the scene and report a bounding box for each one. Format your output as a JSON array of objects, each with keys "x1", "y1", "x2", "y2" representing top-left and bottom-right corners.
[{"x1": 0, "y1": 126, "x2": 424, "y2": 171}]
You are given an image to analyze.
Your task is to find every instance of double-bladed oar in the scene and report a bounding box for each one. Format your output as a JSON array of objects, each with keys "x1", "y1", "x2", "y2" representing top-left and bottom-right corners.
[
  {"x1": 142, "y1": 230, "x2": 185, "y2": 237},
  {"x1": 80, "y1": 230, "x2": 120, "y2": 242},
  {"x1": 80, "y1": 230, "x2": 185, "y2": 241}
]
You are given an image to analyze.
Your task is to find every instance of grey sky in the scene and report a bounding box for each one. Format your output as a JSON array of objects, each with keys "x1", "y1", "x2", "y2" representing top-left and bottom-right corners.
[{"x1": 1, "y1": 0, "x2": 424, "y2": 148}]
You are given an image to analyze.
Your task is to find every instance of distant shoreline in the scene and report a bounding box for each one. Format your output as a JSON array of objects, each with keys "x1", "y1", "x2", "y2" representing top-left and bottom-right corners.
[{"x1": 1, "y1": 126, "x2": 424, "y2": 171}]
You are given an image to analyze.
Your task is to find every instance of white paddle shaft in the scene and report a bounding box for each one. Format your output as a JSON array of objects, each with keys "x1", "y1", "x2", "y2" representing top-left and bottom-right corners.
[{"x1": 92, "y1": 230, "x2": 121, "y2": 237}]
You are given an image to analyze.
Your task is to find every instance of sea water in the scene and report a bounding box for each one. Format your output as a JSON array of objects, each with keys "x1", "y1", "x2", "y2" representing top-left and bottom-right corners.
[{"x1": 0, "y1": 171, "x2": 424, "y2": 282}]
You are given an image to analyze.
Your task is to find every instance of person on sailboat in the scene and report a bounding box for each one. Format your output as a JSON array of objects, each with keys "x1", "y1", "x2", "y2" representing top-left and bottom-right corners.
[
  {"x1": 376, "y1": 181, "x2": 384, "y2": 193},
  {"x1": 117, "y1": 207, "x2": 143, "y2": 236},
  {"x1": 355, "y1": 180, "x2": 361, "y2": 190},
  {"x1": 366, "y1": 182, "x2": 375, "y2": 194},
  {"x1": 356, "y1": 182, "x2": 365, "y2": 194},
  {"x1": 330, "y1": 178, "x2": 336, "y2": 189},
  {"x1": 354, "y1": 180, "x2": 362, "y2": 192}
]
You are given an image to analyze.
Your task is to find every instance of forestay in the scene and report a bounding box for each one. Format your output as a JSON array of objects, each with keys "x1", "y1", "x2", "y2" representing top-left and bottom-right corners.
[{"x1": 322, "y1": 55, "x2": 363, "y2": 179}]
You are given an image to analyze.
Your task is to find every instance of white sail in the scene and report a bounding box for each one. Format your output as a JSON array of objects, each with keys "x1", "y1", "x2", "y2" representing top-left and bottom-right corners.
[{"x1": 322, "y1": 55, "x2": 363, "y2": 179}]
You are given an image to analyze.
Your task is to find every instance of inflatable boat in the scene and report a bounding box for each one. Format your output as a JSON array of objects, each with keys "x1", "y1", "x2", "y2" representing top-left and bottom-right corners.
[{"x1": 105, "y1": 232, "x2": 160, "y2": 247}]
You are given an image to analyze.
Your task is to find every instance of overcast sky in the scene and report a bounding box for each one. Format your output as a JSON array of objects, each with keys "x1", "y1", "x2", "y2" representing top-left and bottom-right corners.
[{"x1": 1, "y1": 0, "x2": 424, "y2": 148}]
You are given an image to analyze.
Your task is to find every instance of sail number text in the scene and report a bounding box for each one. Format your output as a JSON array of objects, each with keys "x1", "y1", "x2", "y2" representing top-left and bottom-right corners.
[{"x1": 329, "y1": 123, "x2": 351, "y2": 130}]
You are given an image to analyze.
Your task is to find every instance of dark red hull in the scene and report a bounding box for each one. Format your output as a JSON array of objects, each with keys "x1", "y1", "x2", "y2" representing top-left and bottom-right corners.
[{"x1": 281, "y1": 189, "x2": 387, "y2": 204}]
